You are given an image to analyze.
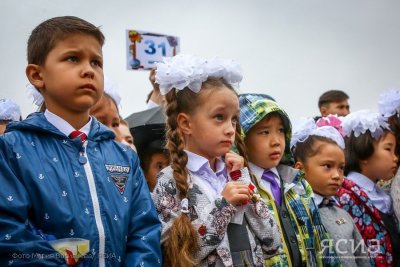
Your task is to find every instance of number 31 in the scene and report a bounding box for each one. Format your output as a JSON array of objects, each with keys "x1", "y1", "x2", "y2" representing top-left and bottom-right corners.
[{"x1": 144, "y1": 40, "x2": 166, "y2": 56}]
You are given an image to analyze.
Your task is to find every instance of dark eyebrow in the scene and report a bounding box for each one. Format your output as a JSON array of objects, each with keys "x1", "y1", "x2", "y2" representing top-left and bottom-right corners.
[
  {"x1": 384, "y1": 142, "x2": 395, "y2": 147},
  {"x1": 59, "y1": 49, "x2": 103, "y2": 59},
  {"x1": 254, "y1": 125, "x2": 271, "y2": 131},
  {"x1": 319, "y1": 158, "x2": 345, "y2": 164}
]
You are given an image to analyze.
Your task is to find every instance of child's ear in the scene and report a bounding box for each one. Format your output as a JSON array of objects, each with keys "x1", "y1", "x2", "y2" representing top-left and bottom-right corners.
[
  {"x1": 176, "y1": 113, "x2": 192, "y2": 135},
  {"x1": 26, "y1": 64, "x2": 44, "y2": 90},
  {"x1": 320, "y1": 106, "x2": 328, "y2": 116},
  {"x1": 294, "y1": 161, "x2": 304, "y2": 170}
]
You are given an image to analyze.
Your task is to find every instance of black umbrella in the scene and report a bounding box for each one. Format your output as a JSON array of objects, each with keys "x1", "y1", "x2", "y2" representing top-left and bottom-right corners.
[{"x1": 125, "y1": 106, "x2": 167, "y2": 154}]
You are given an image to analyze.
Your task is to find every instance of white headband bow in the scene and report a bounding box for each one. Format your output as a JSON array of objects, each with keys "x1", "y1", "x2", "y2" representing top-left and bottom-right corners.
[
  {"x1": 0, "y1": 98, "x2": 21, "y2": 121},
  {"x1": 155, "y1": 54, "x2": 243, "y2": 95},
  {"x1": 378, "y1": 89, "x2": 400, "y2": 118},
  {"x1": 291, "y1": 118, "x2": 345, "y2": 149},
  {"x1": 341, "y1": 110, "x2": 390, "y2": 139}
]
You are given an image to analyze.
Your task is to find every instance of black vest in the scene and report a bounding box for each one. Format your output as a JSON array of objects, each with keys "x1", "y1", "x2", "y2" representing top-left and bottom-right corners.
[{"x1": 276, "y1": 199, "x2": 302, "y2": 267}]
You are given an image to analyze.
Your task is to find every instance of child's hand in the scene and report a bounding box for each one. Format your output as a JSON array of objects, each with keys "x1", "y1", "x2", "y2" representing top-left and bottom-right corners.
[
  {"x1": 148, "y1": 68, "x2": 164, "y2": 106},
  {"x1": 224, "y1": 151, "x2": 244, "y2": 173},
  {"x1": 149, "y1": 68, "x2": 158, "y2": 88},
  {"x1": 221, "y1": 181, "x2": 252, "y2": 206}
]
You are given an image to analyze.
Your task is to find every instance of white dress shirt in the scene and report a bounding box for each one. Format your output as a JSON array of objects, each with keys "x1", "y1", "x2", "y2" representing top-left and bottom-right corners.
[
  {"x1": 313, "y1": 193, "x2": 339, "y2": 207},
  {"x1": 44, "y1": 109, "x2": 91, "y2": 137},
  {"x1": 248, "y1": 162, "x2": 281, "y2": 196},
  {"x1": 185, "y1": 150, "x2": 227, "y2": 198}
]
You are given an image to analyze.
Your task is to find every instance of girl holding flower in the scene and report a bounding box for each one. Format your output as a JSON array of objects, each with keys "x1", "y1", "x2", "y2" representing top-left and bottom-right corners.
[{"x1": 151, "y1": 54, "x2": 282, "y2": 267}]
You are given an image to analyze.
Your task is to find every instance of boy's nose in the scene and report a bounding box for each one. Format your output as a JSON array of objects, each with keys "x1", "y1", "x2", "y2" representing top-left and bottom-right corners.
[
  {"x1": 270, "y1": 134, "x2": 281, "y2": 146},
  {"x1": 82, "y1": 62, "x2": 95, "y2": 78}
]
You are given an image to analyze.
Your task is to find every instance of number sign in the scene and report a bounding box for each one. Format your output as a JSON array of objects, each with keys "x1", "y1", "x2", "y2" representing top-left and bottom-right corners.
[{"x1": 126, "y1": 30, "x2": 180, "y2": 70}]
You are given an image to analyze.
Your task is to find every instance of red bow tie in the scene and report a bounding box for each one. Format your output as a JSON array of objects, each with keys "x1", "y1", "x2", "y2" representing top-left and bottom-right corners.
[{"x1": 69, "y1": 130, "x2": 87, "y2": 143}]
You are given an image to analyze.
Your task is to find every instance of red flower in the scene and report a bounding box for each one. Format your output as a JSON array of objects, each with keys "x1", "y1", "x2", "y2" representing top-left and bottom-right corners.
[
  {"x1": 248, "y1": 183, "x2": 255, "y2": 191},
  {"x1": 230, "y1": 170, "x2": 241, "y2": 181},
  {"x1": 198, "y1": 225, "x2": 207, "y2": 236},
  {"x1": 364, "y1": 225, "x2": 376, "y2": 239}
]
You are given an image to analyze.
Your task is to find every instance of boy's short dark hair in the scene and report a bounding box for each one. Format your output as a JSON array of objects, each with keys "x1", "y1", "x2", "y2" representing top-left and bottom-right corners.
[
  {"x1": 318, "y1": 90, "x2": 349, "y2": 108},
  {"x1": 27, "y1": 16, "x2": 105, "y2": 65},
  {"x1": 344, "y1": 131, "x2": 377, "y2": 175},
  {"x1": 139, "y1": 144, "x2": 168, "y2": 174}
]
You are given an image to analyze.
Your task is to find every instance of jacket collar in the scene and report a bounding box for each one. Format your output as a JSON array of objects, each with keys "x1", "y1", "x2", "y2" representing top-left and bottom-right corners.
[{"x1": 6, "y1": 112, "x2": 115, "y2": 142}]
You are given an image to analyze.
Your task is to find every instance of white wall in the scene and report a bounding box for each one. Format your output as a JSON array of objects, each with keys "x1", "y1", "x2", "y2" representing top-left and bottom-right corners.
[{"x1": 1, "y1": 0, "x2": 400, "y2": 122}]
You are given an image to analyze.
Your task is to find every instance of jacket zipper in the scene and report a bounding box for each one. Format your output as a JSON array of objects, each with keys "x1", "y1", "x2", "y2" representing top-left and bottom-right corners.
[{"x1": 82, "y1": 142, "x2": 106, "y2": 267}]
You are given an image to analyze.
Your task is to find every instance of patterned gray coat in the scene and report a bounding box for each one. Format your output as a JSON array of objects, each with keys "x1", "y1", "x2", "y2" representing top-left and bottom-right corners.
[{"x1": 151, "y1": 166, "x2": 283, "y2": 267}]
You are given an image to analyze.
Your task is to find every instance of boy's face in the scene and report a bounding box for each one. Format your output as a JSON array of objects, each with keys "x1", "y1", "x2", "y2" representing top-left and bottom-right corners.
[
  {"x1": 296, "y1": 142, "x2": 345, "y2": 197},
  {"x1": 321, "y1": 99, "x2": 350, "y2": 117},
  {"x1": 29, "y1": 33, "x2": 104, "y2": 116},
  {"x1": 244, "y1": 115, "x2": 285, "y2": 169},
  {"x1": 145, "y1": 152, "x2": 169, "y2": 192}
]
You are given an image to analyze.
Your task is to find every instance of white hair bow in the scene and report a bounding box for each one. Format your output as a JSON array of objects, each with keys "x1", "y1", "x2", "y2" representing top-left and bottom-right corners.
[{"x1": 155, "y1": 54, "x2": 243, "y2": 95}]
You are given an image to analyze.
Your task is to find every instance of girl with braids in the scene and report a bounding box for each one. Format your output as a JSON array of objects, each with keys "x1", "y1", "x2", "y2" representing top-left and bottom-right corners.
[{"x1": 151, "y1": 55, "x2": 282, "y2": 267}]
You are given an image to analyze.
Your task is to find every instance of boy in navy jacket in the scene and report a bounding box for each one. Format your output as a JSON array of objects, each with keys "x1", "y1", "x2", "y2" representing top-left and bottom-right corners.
[{"x1": 0, "y1": 16, "x2": 161, "y2": 266}]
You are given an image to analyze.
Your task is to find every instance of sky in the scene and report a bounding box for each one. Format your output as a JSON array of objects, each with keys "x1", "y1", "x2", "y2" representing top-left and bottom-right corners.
[{"x1": 1, "y1": 0, "x2": 400, "y2": 122}]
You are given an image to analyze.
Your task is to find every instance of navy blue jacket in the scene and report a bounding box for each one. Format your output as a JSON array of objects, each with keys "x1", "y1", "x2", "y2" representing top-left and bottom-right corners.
[{"x1": 0, "y1": 112, "x2": 161, "y2": 266}]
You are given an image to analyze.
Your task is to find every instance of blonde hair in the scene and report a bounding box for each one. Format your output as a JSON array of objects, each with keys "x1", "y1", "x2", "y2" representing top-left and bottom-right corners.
[{"x1": 163, "y1": 77, "x2": 248, "y2": 266}]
